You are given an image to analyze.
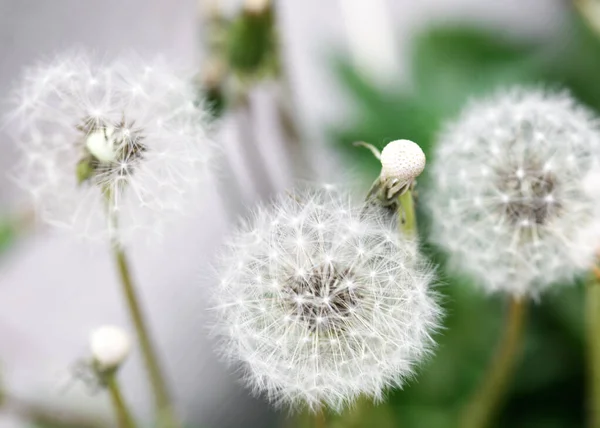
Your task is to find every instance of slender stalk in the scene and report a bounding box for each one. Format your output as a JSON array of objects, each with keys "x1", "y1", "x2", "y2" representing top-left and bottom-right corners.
[
  {"x1": 106, "y1": 373, "x2": 137, "y2": 428},
  {"x1": 314, "y1": 411, "x2": 326, "y2": 428},
  {"x1": 398, "y1": 188, "x2": 416, "y2": 237},
  {"x1": 460, "y1": 297, "x2": 527, "y2": 428},
  {"x1": 587, "y1": 266, "x2": 600, "y2": 428},
  {"x1": 112, "y1": 245, "x2": 179, "y2": 428},
  {"x1": 270, "y1": 1, "x2": 312, "y2": 179},
  {"x1": 235, "y1": 93, "x2": 276, "y2": 198},
  {"x1": 105, "y1": 190, "x2": 179, "y2": 428}
]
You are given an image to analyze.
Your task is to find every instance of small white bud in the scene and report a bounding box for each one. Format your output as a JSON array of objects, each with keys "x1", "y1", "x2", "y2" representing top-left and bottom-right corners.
[
  {"x1": 85, "y1": 126, "x2": 116, "y2": 163},
  {"x1": 380, "y1": 139, "x2": 426, "y2": 183},
  {"x1": 89, "y1": 325, "x2": 131, "y2": 370}
]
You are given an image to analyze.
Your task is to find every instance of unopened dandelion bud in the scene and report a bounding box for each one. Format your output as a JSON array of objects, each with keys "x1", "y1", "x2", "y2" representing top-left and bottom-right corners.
[
  {"x1": 90, "y1": 326, "x2": 131, "y2": 372},
  {"x1": 380, "y1": 139, "x2": 426, "y2": 184}
]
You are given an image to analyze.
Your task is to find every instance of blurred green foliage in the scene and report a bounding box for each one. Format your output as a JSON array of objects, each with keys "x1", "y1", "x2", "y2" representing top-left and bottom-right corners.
[
  {"x1": 0, "y1": 219, "x2": 16, "y2": 256},
  {"x1": 227, "y1": 7, "x2": 279, "y2": 79},
  {"x1": 331, "y1": 9, "x2": 600, "y2": 428}
]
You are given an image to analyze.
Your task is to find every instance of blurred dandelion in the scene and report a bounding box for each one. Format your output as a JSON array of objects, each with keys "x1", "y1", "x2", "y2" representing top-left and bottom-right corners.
[
  {"x1": 3, "y1": 51, "x2": 212, "y2": 427},
  {"x1": 7, "y1": 52, "x2": 214, "y2": 245},
  {"x1": 212, "y1": 185, "x2": 440, "y2": 412},
  {"x1": 426, "y1": 88, "x2": 600, "y2": 428},
  {"x1": 88, "y1": 326, "x2": 137, "y2": 428},
  {"x1": 426, "y1": 88, "x2": 600, "y2": 297}
]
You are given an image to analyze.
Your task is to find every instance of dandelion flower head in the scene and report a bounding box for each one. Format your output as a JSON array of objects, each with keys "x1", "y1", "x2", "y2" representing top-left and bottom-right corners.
[
  {"x1": 212, "y1": 185, "x2": 440, "y2": 411},
  {"x1": 426, "y1": 88, "x2": 600, "y2": 297},
  {"x1": 7, "y1": 52, "x2": 213, "y2": 244}
]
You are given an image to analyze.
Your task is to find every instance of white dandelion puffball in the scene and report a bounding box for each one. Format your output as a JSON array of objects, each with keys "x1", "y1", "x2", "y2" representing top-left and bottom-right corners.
[
  {"x1": 7, "y1": 52, "x2": 213, "y2": 244},
  {"x1": 89, "y1": 325, "x2": 131, "y2": 371},
  {"x1": 212, "y1": 186, "x2": 440, "y2": 411},
  {"x1": 426, "y1": 88, "x2": 600, "y2": 297},
  {"x1": 380, "y1": 139, "x2": 426, "y2": 184}
]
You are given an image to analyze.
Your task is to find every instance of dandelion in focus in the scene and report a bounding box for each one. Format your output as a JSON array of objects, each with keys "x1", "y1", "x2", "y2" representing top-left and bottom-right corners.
[
  {"x1": 8, "y1": 52, "x2": 213, "y2": 244},
  {"x1": 212, "y1": 185, "x2": 440, "y2": 412}
]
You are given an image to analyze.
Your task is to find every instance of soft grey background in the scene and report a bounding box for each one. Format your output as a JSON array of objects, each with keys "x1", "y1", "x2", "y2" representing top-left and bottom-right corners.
[{"x1": 0, "y1": 1, "x2": 565, "y2": 427}]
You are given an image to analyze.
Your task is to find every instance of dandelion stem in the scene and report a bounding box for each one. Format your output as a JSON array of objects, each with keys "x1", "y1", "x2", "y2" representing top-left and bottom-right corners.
[
  {"x1": 398, "y1": 188, "x2": 416, "y2": 237},
  {"x1": 106, "y1": 372, "x2": 137, "y2": 428},
  {"x1": 586, "y1": 266, "x2": 600, "y2": 428},
  {"x1": 105, "y1": 190, "x2": 179, "y2": 428},
  {"x1": 112, "y1": 245, "x2": 179, "y2": 428},
  {"x1": 314, "y1": 411, "x2": 326, "y2": 428},
  {"x1": 235, "y1": 92, "x2": 276, "y2": 199},
  {"x1": 460, "y1": 297, "x2": 527, "y2": 428}
]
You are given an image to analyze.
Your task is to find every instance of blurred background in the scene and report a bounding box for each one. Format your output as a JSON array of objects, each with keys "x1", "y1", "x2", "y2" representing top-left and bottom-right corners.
[{"x1": 0, "y1": 0, "x2": 597, "y2": 427}]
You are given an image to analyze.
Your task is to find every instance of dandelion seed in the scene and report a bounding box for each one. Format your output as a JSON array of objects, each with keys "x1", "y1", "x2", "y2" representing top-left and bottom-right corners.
[{"x1": 212, "y1": 186, "x2": 440, "y2": 412}]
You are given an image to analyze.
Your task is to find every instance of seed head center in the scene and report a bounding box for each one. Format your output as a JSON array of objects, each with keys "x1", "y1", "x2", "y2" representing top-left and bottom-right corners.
[{"x1": 284, "y1": 263, "x2": 359, "y2": 332}]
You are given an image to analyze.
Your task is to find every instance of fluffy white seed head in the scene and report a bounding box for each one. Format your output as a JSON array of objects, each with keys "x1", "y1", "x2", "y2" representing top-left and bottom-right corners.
[
  {"x1": 89, "y1": 325, "x2": 131, "y2": 371},
  {"x1": 426, "y1": 88, "x2": 600, "y2": 297},
  {"x1": 7, "y1": 52, "x2": 214, "y2": 244},
  {"x1": 380, "y1": 139, "x2": 426, "y2": 184},
  {"x1": 212, "y1": 185, "x2": 440, "y2": 412}
]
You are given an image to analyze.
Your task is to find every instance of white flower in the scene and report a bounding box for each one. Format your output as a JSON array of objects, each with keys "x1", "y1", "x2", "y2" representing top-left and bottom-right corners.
[
  {"x1": 212, "y1": 185, "x2": 440, "y2": 412},
  {"x1": 7, "y1": 52, "x2": 213, "y2": 244},
  {"x1": 89, "y1": 325, "x2": 131, "y2": 371},
  {"x1": 426, "y1": 88, "x2": 600, "y2": 297}
]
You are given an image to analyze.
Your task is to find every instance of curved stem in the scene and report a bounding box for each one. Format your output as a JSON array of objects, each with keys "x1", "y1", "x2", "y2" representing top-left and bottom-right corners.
[
  {"x1": 106, "y1": 373, "x2": 137, "y2": 428},
  {"x1": 587, "y1": 267, "x2": 600, "y2": 428},
  {"x1": 460, "y1": 297, "x2": 527, "y2": 428}
]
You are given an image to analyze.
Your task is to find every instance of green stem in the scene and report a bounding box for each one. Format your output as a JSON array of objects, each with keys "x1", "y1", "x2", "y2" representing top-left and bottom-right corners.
[
  {"x1": 587, "y1": 268, "x2": 600, "y2": 428},
  {"x1": 106, "y1": 373, "x2": 137, "y2": 428},
  {"x1": 105, "y1": 190, "x2": 179, "y2": 428},
  {"x1": 460, "y1": 297, "x2": 527, "y2": 428},
  {"x1": 314, "y1": 411, "x2": 326, "y2": 428},
  {"x1": 398, "y1": 188, "x2": 416, "y2": 237},
  {"x1": 112, "y1": 245, "x2": 180, "y2": 428}
]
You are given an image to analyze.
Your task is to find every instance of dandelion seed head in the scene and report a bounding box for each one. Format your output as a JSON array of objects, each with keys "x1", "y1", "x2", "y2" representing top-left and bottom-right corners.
[
  {"x1": 212, "y1": 186, "x2": 440, "y2": 411},
  {"x1": 6, "y1": 52, "x2": 214, "y2": 244},
  {"x1": 426, "y1": 88, "x2": 600, "y2": 297}
]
